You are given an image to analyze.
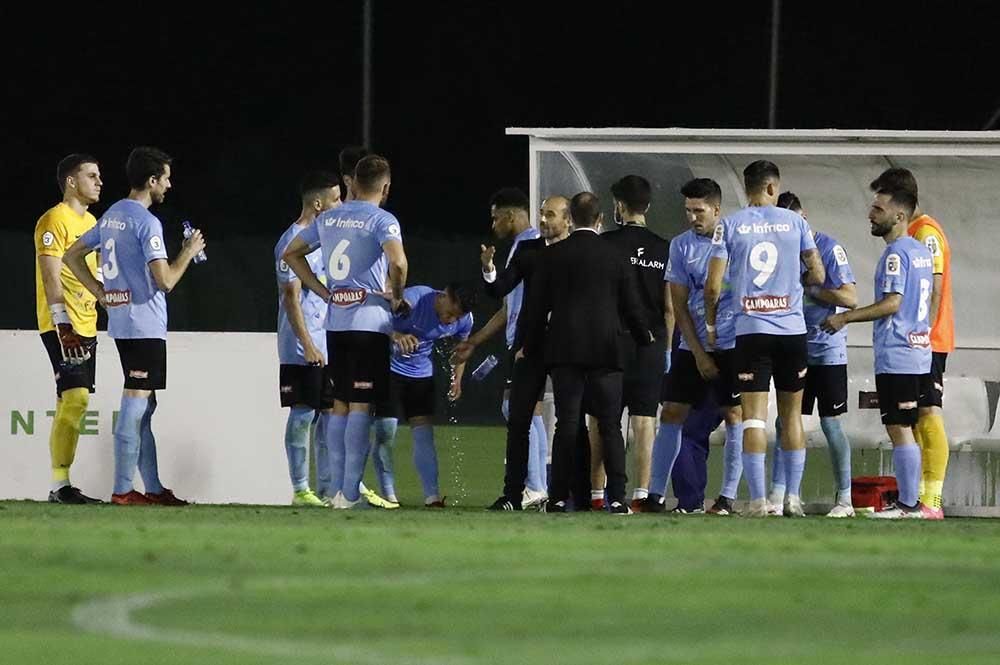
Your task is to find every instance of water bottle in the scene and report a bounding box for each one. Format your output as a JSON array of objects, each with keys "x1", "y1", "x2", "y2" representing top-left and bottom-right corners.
[
  {"x1": 182, "y1": 221, "x2": 208, "y2": 264},
  {"x1": 470, "y1": 354, "x2": 499, "y2": 382}
]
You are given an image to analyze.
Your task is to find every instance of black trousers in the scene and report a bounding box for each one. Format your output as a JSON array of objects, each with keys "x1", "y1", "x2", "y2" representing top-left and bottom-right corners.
[
  {"x1": 550, "y1": 365, "x2": 626, "y2": 505},
  {"x1": 502, "y1": 354, "x2": 548, "y2": 501}
]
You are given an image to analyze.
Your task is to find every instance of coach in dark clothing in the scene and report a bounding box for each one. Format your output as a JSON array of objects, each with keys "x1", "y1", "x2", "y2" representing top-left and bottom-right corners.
[{"x1": 519, "y1": 192, "x2": 654, "y2": 513}]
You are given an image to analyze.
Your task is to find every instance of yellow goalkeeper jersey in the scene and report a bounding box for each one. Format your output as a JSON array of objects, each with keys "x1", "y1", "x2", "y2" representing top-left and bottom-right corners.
[{"x1": 34, "y1": 202, "x2": 100, "y2": 337}]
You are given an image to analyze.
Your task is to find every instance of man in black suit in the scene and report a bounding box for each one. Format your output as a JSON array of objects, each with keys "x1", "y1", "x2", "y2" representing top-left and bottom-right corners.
[
  {"x1": 454, "y1": 195, "x2": 572, "y2": 511},
  {"x1": 519, "y1": 192, "x2": 654, "y2": 514}
]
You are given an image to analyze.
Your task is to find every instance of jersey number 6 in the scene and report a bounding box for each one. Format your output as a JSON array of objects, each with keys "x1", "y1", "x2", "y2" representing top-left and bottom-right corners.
[{"x1": 328, "y1": 239, "x2": 351, "y2": 280}]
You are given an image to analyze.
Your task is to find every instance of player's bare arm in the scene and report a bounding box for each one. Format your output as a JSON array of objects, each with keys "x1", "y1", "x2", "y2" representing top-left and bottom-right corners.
[
  {"x1": 148, "y1": 230, "x2": 206, "y2": 293},
  {"x1": 821, "y1": 293, "x2": 902, "y2": 333},
  {"x1": 451, "y1": 303, "x2": 506, "y2": 364},
  {"x1": 703, "y1": 256, "x2": 726, "y2": 347},
  {"x1": 929, "y1": 272, "x2": 943, "y2": 326},
  {"x1": 282, "y1": 235, "x2": 329, "y2": 301},
  {"x1": 449, "y1": 361, "x2": 467, "y2": 401},
  {"x1": 63, "y1": 240, "x2": 106, "y2": 306},
  {"x1": 800, "y1": 248, "x2": 825, "y2": 286},
  {"x1": 806, "y1": 281, "x2": 858, "y2": 309},
  {"x1": 663, "y1": 280, "x2": 675, "y2": 354},
  {"x1": 280, "y1": 279, "x2": 324, "y2": 365},
  {"x1": 383, "y1": 239, "x2": 408, "y2": 314},
  {"x1": 670, "y1": 281, "x2": 718, "y2": 380}
]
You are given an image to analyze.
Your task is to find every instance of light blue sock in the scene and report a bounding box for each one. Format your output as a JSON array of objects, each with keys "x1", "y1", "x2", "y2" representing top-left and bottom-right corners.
[
  {"x1": 771, "y1": 418, "x2": 786, "y2": 497},
  {"x1": 893, "y1": 443, "x2": 922, "y2": 507},
  {"x1": 720, "y1": 422, "x2": 744, "y2": 499},
  {"x1": 649, "y1": 423, "x2": 683, "y2": 496},
  {"x1": 525, "y1": 417, "x2": 544, "y2": 492},
  {"x1": 137, "y1": 394, "x2": 163, "y2": 495},
  {"x1": 314, "y1": 413, "x2": 330, "y2": 497},
  {"x1": 501, "y1": 397, "x2": 510, "y2": 422},
  {"x1": 532, "y1": 415, "x2": 548, "y2": 493},
  {"x1": 784, "y1": 448, "x2": 806, "y2": 497},
  {"x1": 411, "y1": 424, "x2": 439, "y2": 500},
  {"x1": 113, "y1": 396, "x2": 148, "y2": 495},
  {"x1": 820, "y1": 416, "x2": 852, "y2": 497},
  {"x1": 342, "y1": 412, "x2": 372, "y2": 502},
  {"x1": 284, "y1": 406, "x2": 314, "y2": 492},
  {"x1": 325, "y1": 414, "x2": 348, "y2": 497},
  {"x1": 743, "y1": 452, "x2": 767, "y2": 500},
  {"x1": 372, "y1": 417, "x2": 399, "y2": 499}
]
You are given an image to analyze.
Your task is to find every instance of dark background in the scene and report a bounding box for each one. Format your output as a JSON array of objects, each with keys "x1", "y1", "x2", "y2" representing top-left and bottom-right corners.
[{"x1": 4, "y1": 1, "x2": 998, "y2": 419}]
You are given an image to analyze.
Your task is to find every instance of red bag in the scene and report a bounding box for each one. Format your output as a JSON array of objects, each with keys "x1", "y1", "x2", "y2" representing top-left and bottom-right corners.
[{"x1": 851, "y1": 476, "x2": 899, "y2": 512}]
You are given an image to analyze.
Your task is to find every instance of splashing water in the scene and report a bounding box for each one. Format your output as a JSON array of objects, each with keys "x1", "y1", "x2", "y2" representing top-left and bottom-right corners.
[{"x1": 434, "y1": 340, "x2": 467, "y2": 505}]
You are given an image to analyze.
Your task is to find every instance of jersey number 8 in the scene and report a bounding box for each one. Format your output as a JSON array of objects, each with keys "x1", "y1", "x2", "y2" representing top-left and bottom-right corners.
[
  {"x1": 328, "y1": 239, "x2": 351, "y2": 280},
  {"x1": 918, "y1": 278, "x2": 931, "y2": 321},
  {"x1": 750, "y1": 241, "x2": 778, "y2": 287}
]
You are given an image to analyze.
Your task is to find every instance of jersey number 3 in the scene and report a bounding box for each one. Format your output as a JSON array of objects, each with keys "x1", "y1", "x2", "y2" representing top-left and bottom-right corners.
[
  {"x1": 103, "y1": 238, "x2": 120, "y2": 280},
  {"x1": 750, "y1": 241, "x2": 778, "y2": 287},
  {"x1": 328, "y1": 239, "x2": 351, "y2": 280}
]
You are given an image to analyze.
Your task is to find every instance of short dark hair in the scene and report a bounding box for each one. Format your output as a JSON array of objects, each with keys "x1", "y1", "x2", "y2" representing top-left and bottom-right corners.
[
  {"x1": 743, "y1": 159, "x2": 780, "y2": 194},
  {"x1": 56, "y1": 154, "x2": 98, "y2": 193},
  {"x1": 489, "y1": 187, "x2": 529, "y2": 212},
  {"x1": 876, "y1": 187, "x2": 917, "y2": 219},
  {"x1": 299, "y1": 171, "x2": 340, "y2": 199},
  {"x1": 339, "y1": 145, "x2": 369, "y2": 179},
  {"x1": 569, "y1": 191, "x2": 601, "y2": 228},
  {"x1": 680, "y1": 178, "x2": 721, "y2": 205},
  {"x1": 777, "y1": 191, "x2": 802, "y2": 211},
  {"x1": 870, "y1": 167, "x2": 918, "y2": 202},
  {"x1": 353, "y1": 154, "x2": 391, "y2": 193},
  {"x1": 610, "y1": 175, "x2": 652, "y2": 213},
  {"x1": 445, "y1": 282, "x2": 478, "y2": 314},
  {"x1": 126, "y1": 146, "x2": 172, "y2": 191}
]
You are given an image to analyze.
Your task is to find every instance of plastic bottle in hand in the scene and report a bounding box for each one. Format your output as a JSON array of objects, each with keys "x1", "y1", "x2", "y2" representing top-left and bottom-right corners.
[
  {"x1": 182, "y1": 221, "x2": 208, "y2": 264},
  {"x1": 470, "y1": 354, "x2": 499, "y2": 382}
]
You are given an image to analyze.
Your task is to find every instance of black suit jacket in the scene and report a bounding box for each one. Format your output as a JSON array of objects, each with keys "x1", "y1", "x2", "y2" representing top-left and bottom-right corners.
[
  {"x1": 519, "y1": 229, "x2": 652, "y2": 370},
  {"x1": 483, "y1": 237, "x2": 546, "y2": 351}
]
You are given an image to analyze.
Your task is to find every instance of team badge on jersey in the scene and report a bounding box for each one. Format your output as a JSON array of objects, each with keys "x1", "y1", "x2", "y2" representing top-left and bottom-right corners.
[
  {"x1": 923, "y1": 235, "x2": 941, "y2": 256},
  {"x1": 833, "y1": 245, "x2": 849, "y2": 266},
  {"x1": 885, "y1": 254, "x2": 901, "y2": 276},
  {"x1": 150, "y1": 236, "x2": 163, "y2": 252},
  {"x1": 42, "y1": 231, "x2": 55, "y2": 247}
]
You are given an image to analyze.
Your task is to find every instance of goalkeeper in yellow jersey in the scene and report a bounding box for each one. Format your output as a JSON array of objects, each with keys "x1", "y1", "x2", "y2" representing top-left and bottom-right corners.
[{"x1": 35, "y1": 154, "x2": 104, "y2": 503}]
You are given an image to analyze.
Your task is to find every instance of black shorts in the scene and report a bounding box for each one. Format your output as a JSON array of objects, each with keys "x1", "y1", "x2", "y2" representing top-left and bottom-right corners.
[
  {"x1": 328, "y1": 330, "x2": 390, "y2": 403},
  {"x1": 803, "y1": 363, "x2": 848, "y2": 417},
  {"x1": 918, "y1": 352, "x2": 947, "y2": 409},
  {"x1": 41, "y1": 331, "x2": 97, "y2": 397},
  {"x1": 279, "y1": 363, "x2": 335, "y2": 409},
  {"x1": 621, "y1": 334, "x2": 666, "y2": 417},
  {"x1": 875, "y1": 373, "x2": 932, "y2": 427},
  {"x1": 115, "y1": 338, "x2": 167, "y2": 391},
  {"x1": 660, "y1": 349, "x2": 740, "y2": 408},
  {"x1": 374, "y1": 372, "x2": 435, "y2": 421},
  {"x1": 735, "y1": 333, "x2": 808, "y2": 393}
]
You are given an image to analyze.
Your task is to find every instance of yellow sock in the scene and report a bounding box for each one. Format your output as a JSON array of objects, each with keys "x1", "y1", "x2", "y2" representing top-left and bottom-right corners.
[
  {"x1": 914, "y1": 426, "x2": 926, "y2": 498},
  {"x1": 50, "y1": 388, "x2": 89, "y2": 486},
  {"x1": 917, "y1": 414, "x2": 949, "y2": 509}
]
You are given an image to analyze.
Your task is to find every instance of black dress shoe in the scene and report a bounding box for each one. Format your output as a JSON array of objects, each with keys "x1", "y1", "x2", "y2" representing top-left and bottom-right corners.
[
  {"x1": 487, "y1": 496, "x2": 522, "y2": 511},
  {"x1": 607, "y1": 501, "x2": 633, "y2": 515},
  {"x1": 48, "y1": 486, "x2": 103, "y2": 504}
]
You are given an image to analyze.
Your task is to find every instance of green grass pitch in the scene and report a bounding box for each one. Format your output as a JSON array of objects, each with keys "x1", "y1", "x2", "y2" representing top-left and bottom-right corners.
[{"x1": 3, "y1": 426, "x2": 1000, "y2": 665}]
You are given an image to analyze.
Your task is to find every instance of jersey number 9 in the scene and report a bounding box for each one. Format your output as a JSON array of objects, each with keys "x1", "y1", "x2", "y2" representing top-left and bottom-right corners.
[{"x1": 750, "y1": 241, "x2": 778, "y2": 287}]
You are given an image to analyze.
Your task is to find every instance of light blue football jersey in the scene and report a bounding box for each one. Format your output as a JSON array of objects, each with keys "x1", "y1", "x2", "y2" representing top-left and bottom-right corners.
[
  {"x1": 298, "y1": 200, "x2": 403, "y2": 335},
  {"x1": 275, "y1": 222, "x2": 328, "y2": 365},
  {"x1": 803, "y1": 231, "x2": 855, "y2": 365},
  {"x1": 80, "y1": 199, "x2": 169, "y2": 339},
  {"x1": 390, "y1": 286, "x2": 473, "y2": 379},
  {"x1": 503, "y1": 226, "x2": 540, "y2": 348},
  {"x1": 873, "y1": 236, "x2": 933, "y2": 375},
  {"x1": 710, "y1": 205, "x2": 816, "y2": 336},
  {"x1": 665, "y1": 228, "x2": 736, "y2": 351}
]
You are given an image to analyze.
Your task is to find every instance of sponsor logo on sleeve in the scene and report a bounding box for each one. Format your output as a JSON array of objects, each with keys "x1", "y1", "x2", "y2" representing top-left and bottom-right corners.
[
  {"x1": 885, "y1": 253, "x2": 901, "y2": 276},
  {"x1": 104, "y1": 289, "x2": 131, "y2": 306},
  {"x1": 279, "y1": 260, "x2": 289, "y2": 273},
  {"x1": 329, "y1": 287, "x2": 367, "y2": 306},
  {"x1": 712, "y1": 224, "x2": 725, "y2": 244},
  {"x1": 387, "y1": 223, "x2": 400, "y2": 238},
  {"x1": 41, "y1": 231, "x2": 55, "y2": 247},
  {"x1": 150, "y1": 236, "x2": 163, "y2": 252},
  {"x1": 742, "y1": 295, "x2": 790, "y2": 313},
  {"x1": 908, "y1": 331, "x2": 931, "y2": 348},
  {"x1": 924, "y1": 234, "x2": 941, "y2": 256},
  {"x1": 833, "y1": 245, "x2": 848, "y2": 266}
]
